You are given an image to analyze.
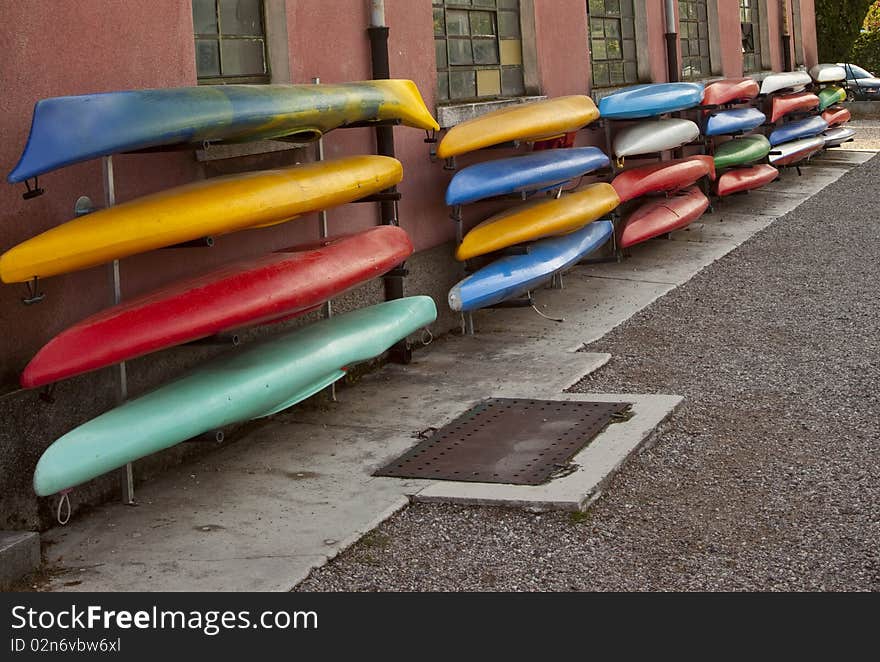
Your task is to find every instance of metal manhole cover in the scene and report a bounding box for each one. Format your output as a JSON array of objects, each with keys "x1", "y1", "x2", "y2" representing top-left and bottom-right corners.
[{"x1": 375, "y1": 398, "x2": 630, "y2": 486}]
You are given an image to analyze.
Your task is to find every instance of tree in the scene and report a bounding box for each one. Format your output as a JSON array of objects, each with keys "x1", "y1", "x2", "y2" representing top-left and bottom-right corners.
[
  {"x1": 864, "y1": 1, "x2": 880, "y2": 31},
  {"x1": 851, "y1": 30, "x2": 880, "y2": 72},
  {"x1": 815, "y1": 0, "x2": 874, "y2": 62}
]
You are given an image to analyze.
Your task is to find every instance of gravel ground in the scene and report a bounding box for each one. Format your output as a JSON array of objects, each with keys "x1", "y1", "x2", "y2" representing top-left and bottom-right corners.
[{"x1": 298, "y1": 154, "x2": 880, "y2": 592}]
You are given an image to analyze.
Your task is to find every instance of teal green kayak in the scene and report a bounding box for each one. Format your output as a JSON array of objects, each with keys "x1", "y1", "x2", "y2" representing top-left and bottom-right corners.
[{"x1": 33, "y1": 296, "x2": 437, "y2": 496}]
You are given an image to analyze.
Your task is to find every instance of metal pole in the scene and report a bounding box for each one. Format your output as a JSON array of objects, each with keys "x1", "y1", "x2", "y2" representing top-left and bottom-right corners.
[
  {"x1": 664, "y1": 0, "x2": 679, "y2": 83},
  {"x1": 780, "y1": 0, "x2": 792, "y2": 71},
  {"x1": 103, "y1": 156, "x2": 134, "y2": 505},
  {"x1": 313, "y1": 77, "x2": 336, "y2": 402}
]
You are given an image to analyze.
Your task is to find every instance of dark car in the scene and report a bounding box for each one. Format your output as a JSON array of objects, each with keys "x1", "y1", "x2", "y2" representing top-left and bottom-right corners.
[{"x1": 839, "y1": 63, "x2": 880, "y2": 101}]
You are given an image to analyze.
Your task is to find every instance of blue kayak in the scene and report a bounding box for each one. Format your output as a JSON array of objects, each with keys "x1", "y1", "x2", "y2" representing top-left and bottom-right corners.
[
  {"x1": 445, "y1": 147, "x2": 610, "y2": 206},
  {"x1": 705, "y1": 107, "x2": 767, "y2": 137},
  {"x1": 8, "y1": 81, "x2": 439, "y2": 183},
  {"x1": 597, "y1": 83, "x2": 705, "y2": 120},
  {"x1": 448, "y1": 220, "x2": 613, "y2": 312},
  {"x1": 768, "y1": 116, "x2": 829, "y2": 146}
]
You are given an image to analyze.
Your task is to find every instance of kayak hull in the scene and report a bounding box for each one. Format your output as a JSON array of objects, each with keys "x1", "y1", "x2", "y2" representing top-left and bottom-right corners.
[
  {"x1": 768, "y1": 116, "x2": 828, "y2": 146},
  {"x1": 715, "y1": 164, "x2": 779, "y2": 197},
  {"x1": 769, "y1": 92, "x2": 820, "y2": 123},
  {"x1": 448, "y1": 220, "x2": 613, "y2": 312},
  {"x1": 445, "y1": 147, "x2": 609, "y2": 206},
  {"x1": 821, "y1": 106, "x2": 851, "y2": 127},
  {"x1": 823, "y1": 127, "x2": 856, "y2": 147},
  {"x1": 32, "y1": 296, "x2": 438, "y2": 496},
  {"x1": 769, "y1": 135, "x2": 826, "y2": 166},
  {"x1": 597, "y1": 83, "x2": 704, "y2": 119},
  {"x1": 436, "y1": 96, "x2": 600, "y2": 159},
  {"x1": 705, "y1": 107, "x2": 767, "y2": 136},
  {"x1": 713, "y1": 135, "x2": 771, "y2": 169},
  {"x1": 760, "y1": 71, "x2": 812, "y2": 95},
  {"x1": 620, "y1": 186, "x2": 709, "y2": 248},
  {"x1": 21, "y1": 226, "x2": 414, "y2": 389},
  {"x1": 9, "y1": 80, "x2": 438, "y2": 183},
  {"x1": 613, "y1": 119, "x2": 701, "y2": 158},
  {"x1": 702, "y1": 78, "x2": 760, "y2": 106},
  {"x1": 455, "y1": 183, "x2": 620, "y2": 261},
  {"x1": 0, "y1": 155, "x2": 403, "y2": 283},
  {"x1": 818, "y1": 86, "x2": 847, "y2": 111},
  {"x1": 810, "y1": 64, "x2": 846, "y2": 83},
  {"x1": 611, "y1": 155, "x2": 715, "y2": 204}
]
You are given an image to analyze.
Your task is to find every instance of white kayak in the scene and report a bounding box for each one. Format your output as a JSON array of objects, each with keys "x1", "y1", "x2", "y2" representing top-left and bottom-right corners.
[
  {"x1": 823, "y1": 126, "x2": 856, "y2": 147},
  {"x1": 760, "y1": 71, "x2": 813, "y2": 95},
  {"x1": 810, "y1": 64, "x2": 846, "y2": 83},
  {"x1": 613, "y1": 118, "x2": 700, "y2": 158},
  {"x1": 769, "y1": 135, "x2": 826, "y2": 166}
]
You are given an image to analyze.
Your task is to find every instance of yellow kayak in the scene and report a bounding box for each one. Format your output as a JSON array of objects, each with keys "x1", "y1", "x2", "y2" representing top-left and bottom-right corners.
[
  {"x1": 455, "y1": 183, "x2": 620, "y2": 261},
  {"x1": 0, "y1": 155, "x2": 402, "y2": 283},
  {"x1": 436, "y1": 96, "x2": 600, "y2": 159}
]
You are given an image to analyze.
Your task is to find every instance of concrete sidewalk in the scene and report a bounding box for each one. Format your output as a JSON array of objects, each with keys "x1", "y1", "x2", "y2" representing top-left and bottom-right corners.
[{"x1": 36, "y1": 149, "x2": 873, "y2": 592}]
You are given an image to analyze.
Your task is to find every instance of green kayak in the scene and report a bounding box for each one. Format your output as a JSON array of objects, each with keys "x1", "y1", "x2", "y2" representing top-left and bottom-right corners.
[
  {"x1": 33, "y1": 296, "x2": 438, "y2": 496},
  {"x1": 713, "y1": 135, "x2": 771, "y2": 170},
  {"x1": 817, "y1": 85, "x2": 846, "y2": 111}
]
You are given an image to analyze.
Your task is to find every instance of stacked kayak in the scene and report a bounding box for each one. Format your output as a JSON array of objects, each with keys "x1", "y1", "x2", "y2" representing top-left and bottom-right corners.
[
  {"x1": 437, "y1": 96, "x2": 614, "y2": 315},
  {"x1": 600, "y1": 83, "x2": 704, "y2": 162},
  {"x1": 7, "y1": 79, "x2": 441, "y2": 496},
  {"x1": 810, "y1": 64, "x2": 855, "y2": 149}
]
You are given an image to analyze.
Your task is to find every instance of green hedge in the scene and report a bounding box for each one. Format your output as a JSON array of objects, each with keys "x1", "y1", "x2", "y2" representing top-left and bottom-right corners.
[{"x1": 851, "y1": 30, "x2": 880, "y2": 74}]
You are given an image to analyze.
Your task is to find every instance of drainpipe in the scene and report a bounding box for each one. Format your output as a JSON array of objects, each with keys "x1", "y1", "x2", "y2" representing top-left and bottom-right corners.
[
  {"x1": 368, "y1": 0, "x2": 411, "y2": 362},
  {"x1": 664, "y1": 0, "x2": 680, "y2": 82},
  {"x1": 780, "y1": 0, "x2": 792, "y2": 70}
]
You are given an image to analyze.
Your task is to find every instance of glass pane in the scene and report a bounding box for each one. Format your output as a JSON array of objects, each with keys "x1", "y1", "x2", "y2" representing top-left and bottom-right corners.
[
  {"x1": 220, "y1": 38, "x2": 265, "y2": 75},
  {"x1": 624, "y1": 61, "x2": 638, "y2": 83},
  {"x1": 681, "y1": 40, "x2": 689, "y2": 56},
  {"x1": 449, "y1": 70, "x2": 476, "y2": 99},
  {"x1": 604, "y1": 0, "x2": 621, "y2": 14},
  {"x1": 500, "y1": 39, "x2": 522, "y2": 65},
  {"x1": 610, "y1": 62, "x2": 625, "y2": 85},
  {"x1": 502, "y1": 67, "x2": 525, "y2": 96},
  {"x1": 435, "y1": 39, "x2": 448, "y2": 67},
  {"x1": 195, "y1": 38, "x2": 220, "y2": 76},
  {"x1": 591, "y1": 21, "x2": 605, "y2": 39},
  {"x1": 499, "y1": 10, "x2": 520, "y2": 37},
  {"x1": 593, "y1": 62, "x2": 610, "y2": 87},
  {"x1": 498, "y1": 0, "x2": 519, "y2": 8},
  {"x1": 473, "y1": 39, "x2": 499, "y2": 64},
  {"x1": 438, "y1": 72, "x2": 450, "y2": 101},
  {"x1": 219, "y1": 0, "x2": 263, "y2": 36},
  {"x1": 604, "y1": 19, "x2": 620, "y2": 39},
  {"x1": 474, "y1": 0, "x2": 497, "y2": 6},
  {"x1": 589, "y1": 0, "x2": 605, "y2": 13},
  {"x1": 606, "y1": 39, "x2": 621, "y2": 59},
  {"x1": 193, "y1": 0, "x2": 218, "y2": 34},
  {"x1": 697, "y1": 2, "x2": 707, "y2": 21},
  {"x1": 621, "y1": 18, "x2": 635, "y2": 39},
  {"x1": 470, "y1": 11, "x2": 495, "y2": 37},
  {"x1": 446, "y1": 10, "x2": 470, "y2": 36},
  {"x1": 448, "y1": 38, "x2": 474, "y2": 65},
  {"x1": 591, "y1": 39, "x2": 607, "y2": 60},
  {"x1": 621, "y1": 0, "x2": 634, "y2": 18},
  {"x1": 622, "y1": 38, "x2": 636, "y2": 61},
  {"x1": 434, "y1": 8, "x2": 445, "y2": 36},
  {"x1": 447, "y1": 0, "x2": 470, "y2": 4},
  {"x1": 477, "y1": 69, "x2": 501, "y2": 96}
]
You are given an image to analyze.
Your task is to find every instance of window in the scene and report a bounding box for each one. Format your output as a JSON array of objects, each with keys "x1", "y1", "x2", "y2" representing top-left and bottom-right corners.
[
  {"x1": 193, "y1": 0, "x2": 269, "y2": 83},
  {"x1": 433, "y1": 0, "x2": 525, "y2": 103},
  {"x1": 679, "y1": 0, "x2": 710, "y2": 80},
  {"x1": 740, "y1": 0, "x2": 762, "y2": 73},
  {"x1": 588, "y1": 0, "x2": 638, "y2": 89}
]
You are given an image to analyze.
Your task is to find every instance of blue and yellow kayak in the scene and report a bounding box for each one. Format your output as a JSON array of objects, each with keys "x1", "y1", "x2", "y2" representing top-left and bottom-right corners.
[
  {"x1": 9, "y1": 80, "x2": 439, "y2": 183},
  {"x1": 33, "y1": 296, "x2": 438, "y2": 496}
]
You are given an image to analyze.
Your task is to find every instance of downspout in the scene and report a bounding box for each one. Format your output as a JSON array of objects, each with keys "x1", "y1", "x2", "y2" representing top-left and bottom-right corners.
[
  {"x1": 367, "y1": 0, "x2": 411, "y2": 362},
  {"x1": 664, "y1": 0, "x2": 680, "y2": 82},
  {"x1": 780, "y1": 0, "x2": 792, "y2": 70}
]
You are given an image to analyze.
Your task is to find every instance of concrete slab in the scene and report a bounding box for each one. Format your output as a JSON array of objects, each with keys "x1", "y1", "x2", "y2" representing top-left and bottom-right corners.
[
  {"x1": 36, "y1": 145, "x2": 866, "y2": 592},
  {"x1": 413, "y1": 393, "x2": 682, "y2": 511},
  {"x1": 0, "y1": 531, "x2": 40, "y2": 589}
]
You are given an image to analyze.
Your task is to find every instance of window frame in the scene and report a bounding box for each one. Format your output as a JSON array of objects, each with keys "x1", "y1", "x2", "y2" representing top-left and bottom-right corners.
[
  {"x1": 740, "y1": 0, "x2": 762, "y2": 74},
  {"x1": 433, "y1": 0, "x2": 527, "y2": 105},
  {"x1": 587, "y1": 0, "x2": 639, "y2": 90},
  {"x1": 194, "y1": 0, "x2": 271, "y2": 85},
  {"x1": 678, "y1": 0, "x2": 711, "y2": 81}
]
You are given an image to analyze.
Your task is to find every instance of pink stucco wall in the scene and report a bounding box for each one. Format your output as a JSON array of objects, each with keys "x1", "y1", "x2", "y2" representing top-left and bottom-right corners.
[{"x1": 0, "y1": 0, "x2": 820, "y2": 385}]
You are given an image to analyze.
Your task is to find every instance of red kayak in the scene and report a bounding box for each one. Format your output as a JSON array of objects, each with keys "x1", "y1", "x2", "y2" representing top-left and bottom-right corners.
[
  {"x1": 620, "y1": 186, "x2": 709, "y2": 248},
  {"x1": 715, "y1": 164, "x2": 779, "y2": 197},
  {"x1": 769, "y1": 91, "x2": 820, "y2": 123},
  {"x1": 821, "y1": 106, "x2": 851, "y2": 127},
  {"x1": 611, "y1": 155, "x2": 715, "y2": 204},
  {"x1": 702, "y1": 78, "x2": 760, "y2": 106},
  {"x1": 21, "y1": 226, "x2": 413, "y2": 388}
]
